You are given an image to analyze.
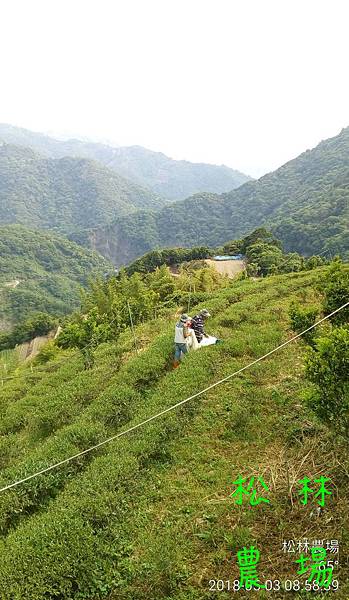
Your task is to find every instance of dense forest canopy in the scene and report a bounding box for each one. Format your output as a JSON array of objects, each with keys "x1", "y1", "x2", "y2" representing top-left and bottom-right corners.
[
  {"x1": 0, "y1": 124, "x2": 251, "y2": 201},
  {"x1": 82, "y1": 127, "x2": 349, "y2": 265},
  {"x1": 0, "y1": 225, "x2": 111, "y2": 329},
  {"x1": 0, "y1": 143, "x2": 165, "y2": 235}
]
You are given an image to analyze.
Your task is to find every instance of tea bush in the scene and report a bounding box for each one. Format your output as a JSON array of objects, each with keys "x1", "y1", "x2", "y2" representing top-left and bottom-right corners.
[
  {"x1": 305, "y1": 325, "x2": 349, "y2": 435},
  {"x1": 289, "y1": 301, "x2": 319, "y2": 346}
]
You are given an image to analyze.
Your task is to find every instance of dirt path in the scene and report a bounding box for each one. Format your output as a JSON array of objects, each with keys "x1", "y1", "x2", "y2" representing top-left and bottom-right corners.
[{"x1": 205, "y1": 259, "x2": 245, "y2": 278}]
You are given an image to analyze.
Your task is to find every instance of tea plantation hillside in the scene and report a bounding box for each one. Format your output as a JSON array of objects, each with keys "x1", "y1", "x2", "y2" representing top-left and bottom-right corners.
[{"x1": 0, "y1": 268, "x2": 348, "y2": 599}]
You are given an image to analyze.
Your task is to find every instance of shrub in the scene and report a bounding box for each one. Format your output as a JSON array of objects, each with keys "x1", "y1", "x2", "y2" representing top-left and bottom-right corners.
[
  {"x1": 305, "y1": 326, "x2": 349, "y2": 435},
  {"x1": 246, "y1": 262, "x2": 260, "y2": 277},
  {"x1": 289, "y1": 302, "x2": 319, "y2": 346},
  {"x1": 33, "y1": 341, "x2": 58, "y2": 365},
  {"x1": 321, "y1": 259, "x2": 349, "y2": 325},
  {"x1": 56, "y1": 309, "x2": 114, "y2": 369}
]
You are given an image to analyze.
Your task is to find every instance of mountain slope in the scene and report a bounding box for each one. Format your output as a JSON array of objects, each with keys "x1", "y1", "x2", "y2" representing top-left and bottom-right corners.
[
  {"x1": 0, "y1": 124, "x2": 251, "y2": 200},
  {"x1": 100, "y1": 144, "x2": 251, "y2": 200},
  {"x1": 0, "y1": 144, "x2": 164, "y2": 234},
  {"x1": 83, "y1": 127, "x2": 349, "y2": 265},
  {"x1": 0, "y1": 267, "x2": 347, "y2": 599},
  {"x1": 76, "y1": 193, "x2": 230, "y2": 267},
  {"x1": 0, "y1": 225, "x2": 111, "y2": 329}
]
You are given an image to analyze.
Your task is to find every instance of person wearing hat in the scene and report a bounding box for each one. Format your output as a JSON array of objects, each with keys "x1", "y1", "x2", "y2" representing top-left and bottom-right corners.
[
  {"x1": 173, "y1": 313, "x2": 191, "y2": 368},
  {"x1": 190, "y1": 308, "x2": 211, "y2": 344}
]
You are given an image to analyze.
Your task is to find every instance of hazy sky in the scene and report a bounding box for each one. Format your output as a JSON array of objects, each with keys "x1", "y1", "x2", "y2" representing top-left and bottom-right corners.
[{"x1": 1, "y1": 0, "x2": 348, "y2": 177}]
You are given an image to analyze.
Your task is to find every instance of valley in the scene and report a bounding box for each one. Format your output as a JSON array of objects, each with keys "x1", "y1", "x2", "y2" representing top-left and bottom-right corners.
[
  {"x1": 1, "y1": 126, "x2": 348, "y2": 269},
  {"x1": 0, "y1": 124, "x2": 251, "y2": 201},
  {"x1": 78, "y1": 127, "x2": 349, "y2": 266}
]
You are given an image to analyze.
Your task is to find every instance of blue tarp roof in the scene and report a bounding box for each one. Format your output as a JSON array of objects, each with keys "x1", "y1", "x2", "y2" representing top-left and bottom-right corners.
[{"x1": 213, "y1": 254, "x2": 244, "y2": 261}]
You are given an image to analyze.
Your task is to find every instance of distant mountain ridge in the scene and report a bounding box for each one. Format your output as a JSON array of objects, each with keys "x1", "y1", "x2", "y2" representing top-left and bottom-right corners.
[
  {"x1": 79, "y1": 127, "x2": 349, "y2": 265},
  {"x1": 1, "y1": 124, "x2": 347, "y2": 268},
  {"x1": 0, "y1": 143, "x2": 164, "y2": 235},
  {"x1": 0, "y1": 123, "x2": 251, "y2": 200}
]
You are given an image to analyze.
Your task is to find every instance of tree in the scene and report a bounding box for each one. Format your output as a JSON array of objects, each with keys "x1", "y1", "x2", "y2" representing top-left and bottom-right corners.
[
  {"x1": 278, "y1": 253, "x2": 303, "y2": 273},
  {"x1": 240, "y1": 228, "x2": 282, "y2": 253},
  {"x1": 147, "y1": 265, "x2": 175, "y2": 302},
  {"x1": 222, "y1": 240, "x2": 242, "y2": 255},
  {"x1": 304, "y1": 255, "x2": 326, "y2": 270},
  {"x1": 56, "y1": 309, "x2": 112, "y2": 369},
  {"x1": 246, "y1": 242, "x2": 283, "y2": 275},
  {"x1": 246, "y1": 262, "x2": 260, "y2": 277}
]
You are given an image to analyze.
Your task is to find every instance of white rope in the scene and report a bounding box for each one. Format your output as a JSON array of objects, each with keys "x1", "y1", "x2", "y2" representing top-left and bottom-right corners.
[{"x1": 0, "y1": 300, "x2": 348, "y2": 494}]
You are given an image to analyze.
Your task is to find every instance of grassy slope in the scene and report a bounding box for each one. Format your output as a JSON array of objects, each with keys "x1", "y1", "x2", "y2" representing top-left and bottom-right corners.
[{"x1": 0, "y1": 268, "x2": 347, "y2": 599}]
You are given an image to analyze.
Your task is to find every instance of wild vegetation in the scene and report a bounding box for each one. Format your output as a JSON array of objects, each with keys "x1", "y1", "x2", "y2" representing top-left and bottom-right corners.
[
  {"x1": 223, "y1": 228, "x2": 327, "y2": 277},
  {"x1": 300, "y1": 261, "x2": 349, "y2": 437},
  {"x1": 0, "y1": 261, "x2": 348, "y2": 599},
  {"x1": 1, "y1": 128, "x2": 348, "y2": 268},
  {"x1": 124, "y1": 246, "x2": 212, "y2": 275},
  {"x1": 56, "y1": 262, "x2": 227, "y2": 368},
  {"x1": 0, "y1": 224, "x2": 111, "y2": 330},
  {"x1": 0, "y1": 312, "x2": 57, "y2": 351}
]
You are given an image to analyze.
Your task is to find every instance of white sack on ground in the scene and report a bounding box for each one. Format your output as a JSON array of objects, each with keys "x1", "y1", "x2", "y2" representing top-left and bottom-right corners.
[{"x1": 198, "y1": 335, "x2": 217, "y2": 348}]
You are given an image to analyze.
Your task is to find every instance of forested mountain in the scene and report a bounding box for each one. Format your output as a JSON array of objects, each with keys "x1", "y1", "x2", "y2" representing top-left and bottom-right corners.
[
  {"x1": 0, "y1": 225, "x2": 111, "y2": 329},
  {"x1": 73, "y1": 194, "x2": 229, "y2": 267},
  {"x1": 1, "y1": 126, "x2": 348, "y2": 267},
  {"x1": 0, "y1": 124, "x2": 251, "y2": 200},
  {"x1": 0, "y1": 144, "x2": 164, "y2": 234},
  {"x1": 96, "y1": 145, "x2": 251, "y2": 200},
  {"x1": 81, "y1": 127, "x2": 349, "y2": 265}
]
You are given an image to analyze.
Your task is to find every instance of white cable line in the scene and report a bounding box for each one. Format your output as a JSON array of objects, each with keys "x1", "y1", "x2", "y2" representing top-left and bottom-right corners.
[{"x1": 0, "y1": 300, "x2": 348, "y2": 494}]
